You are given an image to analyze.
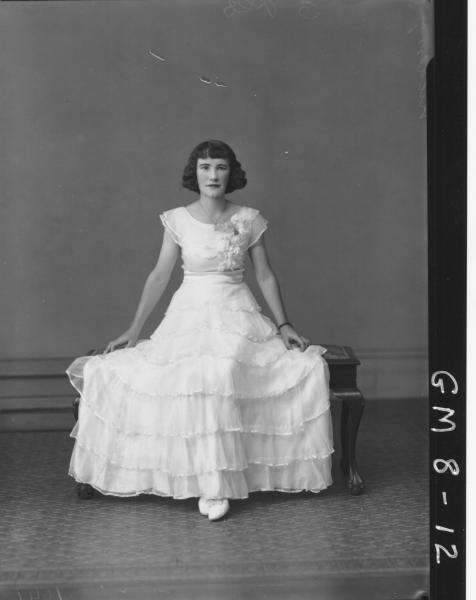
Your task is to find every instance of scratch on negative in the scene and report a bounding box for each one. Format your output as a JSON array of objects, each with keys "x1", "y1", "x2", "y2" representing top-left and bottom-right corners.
[
  {"x1": 149, "y1": 51, "x2": 166, "y2": 62},
  {"x1": 199, "y1": 76, "x2": 229, "y2": 88}
]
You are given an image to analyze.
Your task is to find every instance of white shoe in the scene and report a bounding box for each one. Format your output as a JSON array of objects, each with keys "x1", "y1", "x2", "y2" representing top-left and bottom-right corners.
[
  {"x1": 198, "y1": 497, "x2": 213, "y2": 516},
  {"x1": 208, "y1": 498, "x2": 230, "y2": 521}
]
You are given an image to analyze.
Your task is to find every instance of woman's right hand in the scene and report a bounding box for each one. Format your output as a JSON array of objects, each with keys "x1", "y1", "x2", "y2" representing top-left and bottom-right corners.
[{"x1": 104, "y1": 328, "x2": 140, "y2": 354}]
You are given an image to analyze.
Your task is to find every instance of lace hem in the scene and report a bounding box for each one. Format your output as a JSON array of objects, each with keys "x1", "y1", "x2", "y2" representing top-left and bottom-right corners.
[
  {"x1": 132, "y1": 346, "x2": 289, "y2": 369},
  {"x1": 68, "y1": 469, "x2": 332, "y2": 499},
  {"x1": 164, "y1": 302, "x2": 262, "y2": 314},
  {"x1": 70, "y1": 437, "x2": 334, "y2": 475},
  {"x1": 151, "y1": 324, "x2": 278, "y2": 344},
  {"x1": 74, "y1": 395, "x2": 331, "y2": 438},
  {"x1": 69, "y1": 355, "x2": 321, "y2": 400}
]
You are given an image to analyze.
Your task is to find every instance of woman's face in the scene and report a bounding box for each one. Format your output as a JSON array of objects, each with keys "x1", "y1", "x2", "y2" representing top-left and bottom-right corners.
[{"x1": 196, "y1": 156, "x2": 230, "y2": 199}]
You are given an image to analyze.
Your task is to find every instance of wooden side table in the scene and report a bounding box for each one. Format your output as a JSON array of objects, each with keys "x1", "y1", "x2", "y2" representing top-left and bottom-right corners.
[{"x1": 322, "y1": 344, "x2": 365, "y2": 495}]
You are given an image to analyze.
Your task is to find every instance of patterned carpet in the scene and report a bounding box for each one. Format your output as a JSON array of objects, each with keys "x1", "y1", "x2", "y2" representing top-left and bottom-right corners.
[{"x1": 0, "y1": 398, "x2": 429, "y2": 594}]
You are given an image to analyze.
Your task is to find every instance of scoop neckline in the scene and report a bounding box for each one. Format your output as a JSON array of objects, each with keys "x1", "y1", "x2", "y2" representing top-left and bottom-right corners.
[{"x1": 181, "y1": 205, "x2": 244, "y2": 226}]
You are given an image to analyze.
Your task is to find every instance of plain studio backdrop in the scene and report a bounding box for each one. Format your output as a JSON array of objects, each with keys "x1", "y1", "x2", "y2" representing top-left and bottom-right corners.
[{"x1": 0, "y1": 0, "x2": 430, "y2": 401}]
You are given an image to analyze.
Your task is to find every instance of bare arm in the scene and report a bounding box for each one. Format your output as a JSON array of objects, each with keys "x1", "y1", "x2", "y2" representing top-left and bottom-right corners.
[
  {"x1": 105, "y1": 230, "x2": 179, "y2": 352},
  {"x1": 248, "y1": 236, "x2": 309, "y2": 351}
]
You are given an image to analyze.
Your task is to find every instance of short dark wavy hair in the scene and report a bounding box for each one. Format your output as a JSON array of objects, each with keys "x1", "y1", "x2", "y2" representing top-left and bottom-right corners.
[{"x1": 182, "y1": 140, "x2": 247, "y2": 194}]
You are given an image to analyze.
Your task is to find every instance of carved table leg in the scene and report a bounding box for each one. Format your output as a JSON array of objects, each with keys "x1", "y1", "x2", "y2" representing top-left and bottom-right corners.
[
  {"x1": 340, "y1": 401, "x2": 350, "y2": 475},
  {"x1": 336, "y1": 389, "x2": 365, "y2": 495},
  {"x1": 77, "y1": 483, "x2": 95, "y2": 499},
  {"x1": 73, "y1": 397, "x2": 80, "y2": 421}
]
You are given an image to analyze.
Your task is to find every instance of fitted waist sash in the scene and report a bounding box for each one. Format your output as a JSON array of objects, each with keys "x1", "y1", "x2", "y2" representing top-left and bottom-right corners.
[{"x1": 183, "y1": 269, "x2": 244, "y2": 284}]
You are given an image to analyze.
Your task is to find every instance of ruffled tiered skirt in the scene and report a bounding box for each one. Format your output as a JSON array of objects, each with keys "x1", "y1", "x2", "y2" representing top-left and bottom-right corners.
[{"x1": 67, "y1": 271, "x2": 334, "y2": 498}]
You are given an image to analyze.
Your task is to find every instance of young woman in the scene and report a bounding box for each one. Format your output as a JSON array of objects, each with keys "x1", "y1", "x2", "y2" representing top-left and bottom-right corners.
[{"x1": 67, "y1": 140, "x2": 333, "y2": 521}]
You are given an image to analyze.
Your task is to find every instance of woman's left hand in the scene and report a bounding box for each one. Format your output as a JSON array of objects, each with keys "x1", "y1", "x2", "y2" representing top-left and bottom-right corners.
[{"x1": 279, "y1": 325, "x2": 310, "y2": 352}]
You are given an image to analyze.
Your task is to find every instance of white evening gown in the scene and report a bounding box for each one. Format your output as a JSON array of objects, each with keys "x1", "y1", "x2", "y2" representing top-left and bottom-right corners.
[{"x1": 67, "y1": 206, "x2": 334, "y2": 498}]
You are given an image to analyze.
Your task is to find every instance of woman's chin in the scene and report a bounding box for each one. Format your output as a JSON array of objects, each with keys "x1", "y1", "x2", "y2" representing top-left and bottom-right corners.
[{"x1": 202, "y1": 188, "x2": 225, "y2": 199}]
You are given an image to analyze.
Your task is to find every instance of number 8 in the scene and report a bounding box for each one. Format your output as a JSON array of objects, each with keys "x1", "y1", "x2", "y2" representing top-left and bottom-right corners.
[{"x1": 433, "y1": 459, "x2": 460, "y2": 475}]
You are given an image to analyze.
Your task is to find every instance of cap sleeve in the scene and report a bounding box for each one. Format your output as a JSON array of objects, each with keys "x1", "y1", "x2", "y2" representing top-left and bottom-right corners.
[
  {"x1": 248, "y1": 211, "x2": 268, "y2": 248},
  {"x1": 159, "y1": 208, "x2": 181, "y2": 246}
]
